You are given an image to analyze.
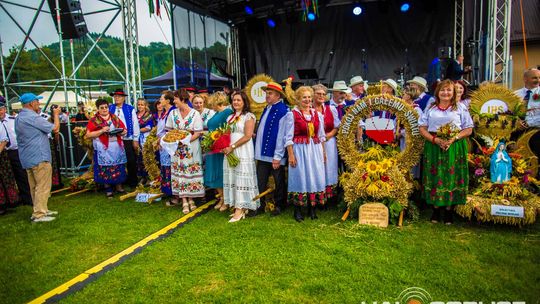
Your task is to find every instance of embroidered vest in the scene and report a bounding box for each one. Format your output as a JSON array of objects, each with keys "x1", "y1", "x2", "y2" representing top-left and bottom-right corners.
[
  {"x1": 110, "y1": 103, "x2": 135, "y2": 138},
  {"x1": 260, "y1": 101, "x2": 289, "y2": 157},
  {"x1": 293, "y1": 110, "x2": 321, "y2": 144},
  {"x1": 323, "y1": 105, "x2": 335, "y2": 133},
  {"x1": 415, "y1": 93, "x2": 432, "y2": 111}
]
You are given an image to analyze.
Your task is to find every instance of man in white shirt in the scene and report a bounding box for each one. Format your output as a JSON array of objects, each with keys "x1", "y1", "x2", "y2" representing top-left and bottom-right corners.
[
  {"x1": 349, "y1": 76, "x2": 368, "y2": 100},
  {"x1": 254, "y1": 82, "x2": 289, "y2": 216},
  {"x1": 0, "y1": 98, "x2": 32, "y2": 206},
  {"x1": 109, "y1": 89, "x2": 140, "y2": 187},
  {"x1": 514, "y1": 68, "x2": 540, "y2": 101},
  {"x1": 407, "y1": 76, "x2": 435, "y2": 111},
  {"x1": 516, "y1": 69, "x2": 540, "y2": 177}
]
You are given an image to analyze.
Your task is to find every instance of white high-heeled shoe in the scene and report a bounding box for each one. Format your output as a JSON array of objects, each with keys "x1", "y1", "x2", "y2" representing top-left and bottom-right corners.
[{"x1": 228, "y1": 211, "x2": 245, "y2": 223}]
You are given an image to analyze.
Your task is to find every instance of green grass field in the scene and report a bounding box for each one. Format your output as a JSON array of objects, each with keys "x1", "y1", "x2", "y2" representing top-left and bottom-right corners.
[{"x1": 1, "y1": 192, "x2": 539, "y2": 303}]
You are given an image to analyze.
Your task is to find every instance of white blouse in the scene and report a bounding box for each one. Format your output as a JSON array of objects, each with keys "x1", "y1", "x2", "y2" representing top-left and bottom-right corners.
[{"x1": 419, "y1": 102, "x2": 474, "y2": 132}]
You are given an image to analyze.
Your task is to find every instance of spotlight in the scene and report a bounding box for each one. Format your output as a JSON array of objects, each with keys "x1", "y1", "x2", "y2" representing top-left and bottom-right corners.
[
  {"x1": 245, "y1": 6, "x2": 253, "y2": 15},
  {"x1": 400, "y1": 3, "x2": 410, "y2": 12},
  {"x1": 267, "y1": 18, "x2": 276, "y2": 28},
  {"x1": 353, "y1": 6, "x2": 363, "y2": 15},
  {"x1": 307, "y1": 12, "x2": 316, "y2": 21}
]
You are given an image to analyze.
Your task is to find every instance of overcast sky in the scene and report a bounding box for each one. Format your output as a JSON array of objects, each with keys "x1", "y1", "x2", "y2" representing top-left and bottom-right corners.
[{"x1": 0, "y1": 0, "x2": 172, "y2": 55}]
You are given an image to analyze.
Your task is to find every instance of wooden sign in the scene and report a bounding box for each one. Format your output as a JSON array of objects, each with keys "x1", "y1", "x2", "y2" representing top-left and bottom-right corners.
[{"x1": 359, "y1": 203, "x2": 389, "y2": 228}]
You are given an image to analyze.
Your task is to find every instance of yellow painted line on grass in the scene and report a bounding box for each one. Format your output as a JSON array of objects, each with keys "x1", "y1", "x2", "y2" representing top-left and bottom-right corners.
[{"x1": 28, "y1": 201, "x2": 215, "y2": 304}]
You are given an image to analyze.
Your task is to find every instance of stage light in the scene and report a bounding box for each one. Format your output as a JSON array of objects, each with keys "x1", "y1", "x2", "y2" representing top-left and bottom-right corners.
[
  {"x1": 245, "y1": 6, "x2": 253, "y2": 15},
  {"x1": 353, "y1": 6, "x2": 363, "y2": 15},
  {"x1": 267, "y1": 18, "x2": 276, "y2": 28},
  {"x1": 400, "y1": 3, "x2": 410, "y2": 12},
  {"x1": 307, "y1": 12, "x2": 316, "y2": 21}
]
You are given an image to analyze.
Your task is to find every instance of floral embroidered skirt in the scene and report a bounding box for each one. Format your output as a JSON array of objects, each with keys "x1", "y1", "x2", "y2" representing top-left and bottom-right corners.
[
  {"x1": 422, "y1": 139, "x2": 469, "y2": 207},
  {"x1": 171, "y1": 145, "x2": 205, "y2": 198},
  {"x1": 93, "y1": 153, "x2": 127, "y2": 186},
  {"x1": 0, "y1": 151, "x2": 18, "y2": 208}
]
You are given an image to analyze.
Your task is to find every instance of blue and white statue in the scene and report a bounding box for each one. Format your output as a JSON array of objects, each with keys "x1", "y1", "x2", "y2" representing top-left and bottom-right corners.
[{"x1": 490, "y1": 141, "x2": 512, "y2": 183}]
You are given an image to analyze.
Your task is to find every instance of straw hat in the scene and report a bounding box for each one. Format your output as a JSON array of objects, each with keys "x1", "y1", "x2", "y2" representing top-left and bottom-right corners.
[
  {"x1": 261, "y1": 81, "x2": 285, "y2": 96},
  {"x1": 329, "y1": 81, "x2": 352, "y2": 94},
  {"x1": 407, "y1": 76, "x2": 428, "y2": 92},
  {"x1": 382, "y1": 79, "x2": 398, "y2": 93}
]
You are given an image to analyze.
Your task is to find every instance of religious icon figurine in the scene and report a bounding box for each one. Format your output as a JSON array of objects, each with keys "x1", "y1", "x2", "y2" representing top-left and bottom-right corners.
[{"x1": 490, "y1": 141, "x2": 512, "y2": 183}]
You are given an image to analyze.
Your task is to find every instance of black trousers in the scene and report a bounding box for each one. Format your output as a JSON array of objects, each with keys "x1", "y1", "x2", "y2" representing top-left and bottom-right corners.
[
  {"x1": 7, "y1": 149, "x2": 32, "y2": 205},
  {"x1": 256, "y1": 160, "x2": 287, "y2": 210},
  {"x1": 123, "y1": 140, "x2": 138, "y2": 187}
]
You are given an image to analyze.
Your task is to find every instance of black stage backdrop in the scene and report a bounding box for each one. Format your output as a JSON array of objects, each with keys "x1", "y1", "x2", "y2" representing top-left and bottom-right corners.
[{"x1": 237, "y1": 0, "x2": 454, "y2": 84}]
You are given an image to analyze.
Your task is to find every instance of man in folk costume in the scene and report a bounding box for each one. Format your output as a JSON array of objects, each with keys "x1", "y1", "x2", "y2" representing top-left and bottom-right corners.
[
  {"x1": 109, "y1": 89, "x2": 140, "y2": 187},
  {"x1": 407, "y1": 76, "x2": 435, "y2": 111},
  {"x1": 255, "y1": 82, "x2": 289, "y2": 216},
  {"x1": 349, "y1": 76, "x2": 368, "y2": 100},
  {"x1": 328, "y1": 81, "x2": 354, "y2": 120}
]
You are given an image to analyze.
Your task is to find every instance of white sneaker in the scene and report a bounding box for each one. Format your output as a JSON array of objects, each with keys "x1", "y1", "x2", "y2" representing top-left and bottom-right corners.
[
  {"x1": 31, "y1": 216, "x2": 56, "y2": 223},
  {"x1": 46, "y1": 210, "x2": 58, "y2": 216}
]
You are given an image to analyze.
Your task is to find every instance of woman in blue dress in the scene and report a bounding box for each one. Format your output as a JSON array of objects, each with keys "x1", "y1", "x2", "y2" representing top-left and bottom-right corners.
[{"x1": 204, "y1": 92, "x2": 233, "y2": 211}]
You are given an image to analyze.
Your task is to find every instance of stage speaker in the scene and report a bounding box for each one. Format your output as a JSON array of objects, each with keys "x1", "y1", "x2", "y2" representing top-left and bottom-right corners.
[{"x1": 47, "y1": 0, "x2": 88, "y2": 39}]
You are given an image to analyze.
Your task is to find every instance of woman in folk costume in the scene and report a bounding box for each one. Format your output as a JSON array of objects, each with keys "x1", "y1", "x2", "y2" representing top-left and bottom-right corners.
[
  {"x1": 419, "y1": 80, "x2": 474, "y2": 224},
  {"x1": 192, "y1": 94, "x2": 216, "y2": 131},
  {"x1": 166, "y1": 89, "x2": 205, "y2": 214},
  {"x1": 156, "y1": 91, "x2": 175, "y2": 203},
  {"x1": 279, "y1": 86, "x2": 327, "y2": 222},
  {"x1": 221, "y1": 91, "x2": 260, "y2": 222},
  {"x1": 0, "y1": 121, "x2": 18, "y2": 215},
  {"x1": 204, "y1": 92, "x2": 234, "y2": 211},
  {"x1": 136, "y1": 98, "x2": 154, "y2": 183},
  {"x1": 312, "y1": 84, "x2": 340, "y2": 199},
  {"x1": 85, "y1": 99, "x2": 128, "y2": 197}
]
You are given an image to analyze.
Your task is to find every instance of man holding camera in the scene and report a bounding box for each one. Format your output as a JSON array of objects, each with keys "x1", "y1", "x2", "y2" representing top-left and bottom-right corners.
[{"x1": 15, "y1": 93, "x2": 60, "y2": 222}]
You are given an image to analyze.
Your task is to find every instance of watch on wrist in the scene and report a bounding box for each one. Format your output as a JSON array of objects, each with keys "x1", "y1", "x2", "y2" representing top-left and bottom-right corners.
[
  {"x1": 455, "y1": 135, "x2": 460, "y2": 140},
  {"x1": 231, "y1": 144, "x2": 236, "y2": 149}
]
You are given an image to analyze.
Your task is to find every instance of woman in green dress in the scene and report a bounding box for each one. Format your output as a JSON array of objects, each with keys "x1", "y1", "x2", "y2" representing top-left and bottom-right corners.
[{"x1": 204, "y1": 92, "x2": 233, "y2": 211}]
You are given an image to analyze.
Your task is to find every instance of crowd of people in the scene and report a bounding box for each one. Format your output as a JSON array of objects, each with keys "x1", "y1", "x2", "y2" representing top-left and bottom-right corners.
[{"x1": 0, "y1": 67, "x2": 539, "y2": 225}]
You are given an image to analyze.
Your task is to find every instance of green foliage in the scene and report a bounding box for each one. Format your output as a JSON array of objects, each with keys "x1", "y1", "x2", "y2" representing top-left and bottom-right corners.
[{"x1": 0, "y1": 33, "x2": 228, "y2": 95}]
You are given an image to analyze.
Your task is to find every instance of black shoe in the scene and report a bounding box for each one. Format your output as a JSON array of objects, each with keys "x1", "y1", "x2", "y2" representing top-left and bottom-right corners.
[
  {"x1": 294, "y1": 206, "x2": 304, "y2": 222},
  {"x1": 444, "y1": 209, "x2": 454, "y2": 225},
  {"x1": 309, "y1": 206, "x2": 318, "y2": 220},
  {"x1": 0, "y1": 209, "x2": 6, "y2": 215},
  {"x1": 430, "y1": 207, "x2": 441, "y2": 223},
  {"x1": 271, "y1": 207, "x2": 281, "y2": 216}
]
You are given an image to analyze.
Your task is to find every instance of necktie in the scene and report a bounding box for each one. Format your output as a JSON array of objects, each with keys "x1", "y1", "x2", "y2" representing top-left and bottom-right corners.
[
  {"x1": 524, "y1": 90, "x2": 532, "y2": 102},
  {"x1": 337, "y1": 104, "x2": 345, "y2": 119}
]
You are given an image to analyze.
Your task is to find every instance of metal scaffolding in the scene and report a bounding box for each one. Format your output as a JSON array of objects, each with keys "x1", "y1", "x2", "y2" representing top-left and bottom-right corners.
[
  {"x1": 453, "y1": 0, "x2": 465, "y2": 58},
  {"x1": 121, "y1": 0, "x2": 142, "y2": 102},
  {"x1": 485, "y1": 0, "x2": 512, "y2": 86},
  {"x1": 0, "y1": 0, "x2": 141, "y2": 175}
]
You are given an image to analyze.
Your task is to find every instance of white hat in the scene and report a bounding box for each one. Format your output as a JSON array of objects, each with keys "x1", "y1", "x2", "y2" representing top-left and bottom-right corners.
[
  {"x1": 407, "y1": 76, "x2": 428, "y2": 92},
  {"x1": 349, "y1": 76, "x2": 366, "y2": 87},
  {"x1": 382, "y1": 79, "x2": 398, "y2": 93},
  {"x1": 329, "y1": 81, "x2": 352, "y2": 94}
]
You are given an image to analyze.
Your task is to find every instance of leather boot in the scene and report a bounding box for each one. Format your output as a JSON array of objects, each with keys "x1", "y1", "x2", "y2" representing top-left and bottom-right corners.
[
  {"x1": 309, "y1": 205, "x2": 318, "y2": 220},
  {"x1": 294, "y1": 206, "x2": 304, "y2": 222}
]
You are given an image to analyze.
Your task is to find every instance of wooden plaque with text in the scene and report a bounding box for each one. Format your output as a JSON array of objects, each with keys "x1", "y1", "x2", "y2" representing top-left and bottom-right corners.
[{"x1": 359, "y1": 203, "x2": 389, "y2": 228}]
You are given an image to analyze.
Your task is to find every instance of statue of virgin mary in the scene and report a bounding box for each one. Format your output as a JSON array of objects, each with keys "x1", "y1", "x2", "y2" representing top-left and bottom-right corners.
[{"x1": 490, "y1": 141, "x2": 512, "y2": 183}]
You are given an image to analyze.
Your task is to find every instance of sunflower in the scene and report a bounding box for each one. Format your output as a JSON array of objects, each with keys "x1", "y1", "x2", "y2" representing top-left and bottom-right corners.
[
  {"x1": 210, "y1": 130, "x2": 221, "y2": 140},
  {"x1": 365, "y1": 161, "x2": 379, "y2": 175},
  {"x1": 379, "y1": 159, "x2": 392, "y2": 172}
]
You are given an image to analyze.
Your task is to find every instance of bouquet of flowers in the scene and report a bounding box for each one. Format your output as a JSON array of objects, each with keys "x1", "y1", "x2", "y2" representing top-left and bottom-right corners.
[
  {"x1": 436, "y1": 122, "x2": 460, "y2": 140},
  {"x1": 201, "y1": 126, "x2": 240, "y2": 167}
]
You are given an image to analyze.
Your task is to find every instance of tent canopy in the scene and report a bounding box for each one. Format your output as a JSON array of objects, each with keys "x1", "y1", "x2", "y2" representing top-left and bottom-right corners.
[
  {"x1": 11, "y1": 91, "x2": 86, "y2": 109},
  {"x1": 143, "y1": 65, "x2": 230, "y2": 88}
]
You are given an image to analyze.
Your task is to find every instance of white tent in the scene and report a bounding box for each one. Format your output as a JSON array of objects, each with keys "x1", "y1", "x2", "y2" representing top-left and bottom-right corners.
[{"x1": 11, "y1": 91, "x2": 87, "y2": 109}]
